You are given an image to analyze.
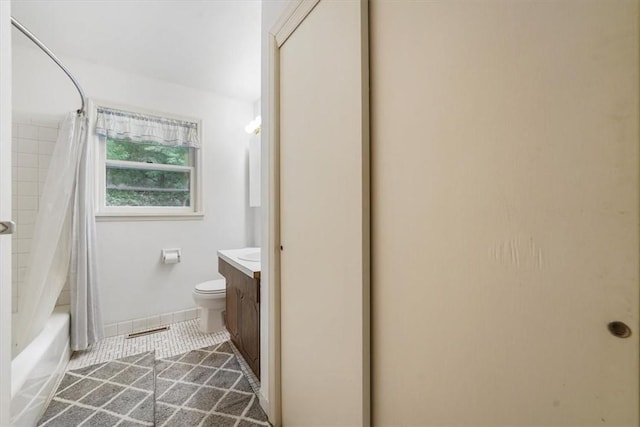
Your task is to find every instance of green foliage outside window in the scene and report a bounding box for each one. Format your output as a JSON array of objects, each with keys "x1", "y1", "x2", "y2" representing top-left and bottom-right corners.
[
  {"x1": 105, "y1": 138, "x2": 192, "y2": 207},
  {"x1": 106, "y1": 138, "x2": 189, "y2": 165},
  {"x1": 106, "y1": 189, "x2": 190, "y2": 207}
]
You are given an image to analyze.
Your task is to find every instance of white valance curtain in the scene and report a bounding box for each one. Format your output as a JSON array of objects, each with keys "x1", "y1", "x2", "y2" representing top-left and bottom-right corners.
[{"x1": 95, "y1": 106, "x2": 200, "y2": 148}]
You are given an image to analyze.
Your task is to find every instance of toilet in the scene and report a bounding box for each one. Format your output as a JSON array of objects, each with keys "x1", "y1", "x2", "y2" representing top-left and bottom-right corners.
[{"x1": 192, "y1": 279, "x2": 226, "y2": 333}]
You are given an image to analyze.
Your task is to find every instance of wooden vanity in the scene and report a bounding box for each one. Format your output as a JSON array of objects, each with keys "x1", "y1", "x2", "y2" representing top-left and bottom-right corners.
[{"x1": 218, "y1": 249, "x2": 260, "y2": 379}]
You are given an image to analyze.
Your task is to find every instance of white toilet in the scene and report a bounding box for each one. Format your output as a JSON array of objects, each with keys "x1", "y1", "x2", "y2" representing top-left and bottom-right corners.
[{"x1": 192, "y1": 279, "x2": 226, "y2": 333}]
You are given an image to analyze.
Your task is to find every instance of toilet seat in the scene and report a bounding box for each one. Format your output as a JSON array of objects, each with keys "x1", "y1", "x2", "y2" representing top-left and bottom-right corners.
[{"x1": 195, "y1": 279, "x2": 226, "y2": 295}]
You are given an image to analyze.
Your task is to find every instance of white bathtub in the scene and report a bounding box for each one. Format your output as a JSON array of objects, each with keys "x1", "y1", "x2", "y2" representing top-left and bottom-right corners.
[{"x1": 11, "y1": 307, "x2": 71, "y2": 427}]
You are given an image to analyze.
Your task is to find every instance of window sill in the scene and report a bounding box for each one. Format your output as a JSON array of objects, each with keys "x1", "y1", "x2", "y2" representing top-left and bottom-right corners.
[{"x1": 96, "y1": 212, "x2": 204, "y2": 222}]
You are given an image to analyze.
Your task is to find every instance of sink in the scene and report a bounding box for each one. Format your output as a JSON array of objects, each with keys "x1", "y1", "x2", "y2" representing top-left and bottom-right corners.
[{"x1": 238, "y1": 251, "x2": 260, "y2": 262}]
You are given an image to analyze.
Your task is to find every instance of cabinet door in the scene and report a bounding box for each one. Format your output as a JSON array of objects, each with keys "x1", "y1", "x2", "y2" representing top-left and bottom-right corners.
[
  {"x1": 225, "y1": 284, "x2": 240, "y2": 341},
  {"x1": 239, "y1": 287, "x2": 260, "y2": 377}
]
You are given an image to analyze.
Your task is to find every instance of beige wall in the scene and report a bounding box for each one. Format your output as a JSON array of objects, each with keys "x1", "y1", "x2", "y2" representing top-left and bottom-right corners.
[{"x1": 371, "y1": 1, "x2": 639, "y2": 425}]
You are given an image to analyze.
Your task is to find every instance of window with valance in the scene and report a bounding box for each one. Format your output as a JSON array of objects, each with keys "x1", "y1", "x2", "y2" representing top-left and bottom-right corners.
[{"x1": 94, "y1": 105, "x2": 203, "y2": 217}]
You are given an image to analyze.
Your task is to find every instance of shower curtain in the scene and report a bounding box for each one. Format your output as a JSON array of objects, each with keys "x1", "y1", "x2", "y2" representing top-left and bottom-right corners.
[{"x1": 15, "y1": 110, "x2": 103, "y2": 354}]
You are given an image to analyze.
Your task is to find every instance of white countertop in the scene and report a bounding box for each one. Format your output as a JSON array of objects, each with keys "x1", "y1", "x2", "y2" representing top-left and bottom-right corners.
[{"x1": 218, "y1": 247, "x2": 261, "y2": 279}]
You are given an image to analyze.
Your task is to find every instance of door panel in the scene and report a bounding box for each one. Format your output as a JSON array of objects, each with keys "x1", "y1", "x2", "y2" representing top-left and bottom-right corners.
[
  {"x1": 279, "y1": 1, "x2": 369, "y2": 425},
  {"x1": 0, "y1": 4, "x2": 11, "y2": 425},
  {"x1": 371, "y1": 1, "x2": 638, "y2": 425}
]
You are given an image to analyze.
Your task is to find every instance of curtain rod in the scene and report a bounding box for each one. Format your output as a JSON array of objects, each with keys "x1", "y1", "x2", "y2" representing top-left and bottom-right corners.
[{"x1": 11, "y1": 17, "x2": 87, "y2": 115}]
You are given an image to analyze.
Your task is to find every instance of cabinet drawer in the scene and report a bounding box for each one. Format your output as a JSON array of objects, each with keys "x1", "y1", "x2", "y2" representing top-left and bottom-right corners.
[{"x1": 219, "y1": 258, "x2": 258, "y2": 301}]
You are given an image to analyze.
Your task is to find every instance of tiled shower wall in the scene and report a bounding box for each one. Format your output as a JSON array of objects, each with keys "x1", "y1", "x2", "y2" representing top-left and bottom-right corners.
[{"x1": 11, "y1": 114, "x2": 69, "y2": 314}]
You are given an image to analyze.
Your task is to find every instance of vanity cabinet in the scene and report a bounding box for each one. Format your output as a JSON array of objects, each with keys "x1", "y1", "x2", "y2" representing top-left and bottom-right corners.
[{"x1": 219, "y1": 257, "x2": 260, "y2": 378}]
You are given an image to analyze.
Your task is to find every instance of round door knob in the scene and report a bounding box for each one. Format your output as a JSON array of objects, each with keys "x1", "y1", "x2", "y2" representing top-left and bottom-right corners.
[{"x1": 607, "y1": 321, "x2": 632, "y2": 338}]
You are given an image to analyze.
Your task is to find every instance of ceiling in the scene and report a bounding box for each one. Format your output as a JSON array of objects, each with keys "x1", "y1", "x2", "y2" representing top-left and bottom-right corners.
[{"x1": 11, "y1": 0, "x2": 262, "y2": 102}]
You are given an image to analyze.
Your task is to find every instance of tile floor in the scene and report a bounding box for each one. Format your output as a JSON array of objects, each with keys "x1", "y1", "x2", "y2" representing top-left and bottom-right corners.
[
  {"x1": 39, "y1": 342, "x2": 269, "y2": 427},
  {"x1": 155, "y1": 342, "x2": 269, "y2": 426},
  {"x1": 66, "y1": 320, "x2": 261, "y2": 397},
  {"x1": 38, "y1": 352, "x2": 156, "y2": 426}
]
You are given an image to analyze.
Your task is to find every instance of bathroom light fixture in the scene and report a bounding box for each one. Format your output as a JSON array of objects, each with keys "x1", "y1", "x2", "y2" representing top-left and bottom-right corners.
[{"x1": 245, "y1": 115, "x2": 261, "y2": 135}]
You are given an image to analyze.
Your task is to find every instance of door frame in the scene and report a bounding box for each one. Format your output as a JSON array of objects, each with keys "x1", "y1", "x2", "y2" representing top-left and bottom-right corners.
[
  {"x1": 0, "y1": 2, "x2": 11, "y2": 425},
  {"x1": 266, "y1": 1, "x2": 370, "y2": 425}
]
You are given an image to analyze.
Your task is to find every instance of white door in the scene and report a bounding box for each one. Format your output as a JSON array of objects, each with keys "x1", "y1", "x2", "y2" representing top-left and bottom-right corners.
[
  {"x1": 277, "y1": 0, "x2": 369, "y2": 425},
  {"x1": 371, "y1": 1, "x2": 638, "y2": 425},
  {"x1": 0, "y1": 3, "x2": 12, "y2": 426}
]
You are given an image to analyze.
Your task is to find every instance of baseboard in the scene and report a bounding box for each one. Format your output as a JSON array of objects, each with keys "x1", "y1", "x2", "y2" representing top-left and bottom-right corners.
[
  {"x1": 103, "y1": 307, "x2": 200, "y2": 338},
  {"x1": 258, "y1": 390, "x2": 269, "y2": 415}
]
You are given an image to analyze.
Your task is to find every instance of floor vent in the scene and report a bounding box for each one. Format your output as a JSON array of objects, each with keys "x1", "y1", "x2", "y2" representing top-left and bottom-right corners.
[{"x1": 126, "y1": 326, "x2": 170, "y2": 339}]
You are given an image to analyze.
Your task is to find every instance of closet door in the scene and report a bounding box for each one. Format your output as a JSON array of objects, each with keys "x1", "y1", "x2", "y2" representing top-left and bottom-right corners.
[
  {"x1": 371, "y1": 1, "x2": 639, "y2": 425},
  {"x1": 277, "y1": 1, "x2": 369, "y2": 425}
]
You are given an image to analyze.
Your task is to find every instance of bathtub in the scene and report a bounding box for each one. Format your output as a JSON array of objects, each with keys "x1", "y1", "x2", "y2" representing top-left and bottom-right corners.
[{"x1": 11, "y1": 307, "x2": 71, "y2": 427}]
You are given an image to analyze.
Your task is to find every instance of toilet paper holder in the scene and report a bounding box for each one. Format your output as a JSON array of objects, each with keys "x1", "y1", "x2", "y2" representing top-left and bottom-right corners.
[{"x1": 161, "y1": 248, "x2": 181, "y2": 264}]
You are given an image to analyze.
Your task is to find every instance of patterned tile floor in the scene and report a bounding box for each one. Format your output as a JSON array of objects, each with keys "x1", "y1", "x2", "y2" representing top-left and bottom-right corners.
[
  {"x1": 155, "y1": 342, "x2": 269, "y2": 426},
  {"x1": 67, "y1": 320, "x2": 261, "y2": 398},
  {"x1": 38, "y1": 352, "x2": 156, "y2": 426},
  {"x1": 39, "y1": 342, "x2": 269, "y2": 427}
]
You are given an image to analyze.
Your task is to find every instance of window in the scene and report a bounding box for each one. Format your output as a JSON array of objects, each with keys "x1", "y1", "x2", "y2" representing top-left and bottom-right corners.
[{"x1": 95, "y1": 105, "x2": 203, "y2": 218}]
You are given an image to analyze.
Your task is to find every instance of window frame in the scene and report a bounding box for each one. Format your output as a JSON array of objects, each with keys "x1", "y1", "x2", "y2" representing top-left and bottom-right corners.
[{"x1": 93, "y1": 101, "x2": 204, "y2": 220}]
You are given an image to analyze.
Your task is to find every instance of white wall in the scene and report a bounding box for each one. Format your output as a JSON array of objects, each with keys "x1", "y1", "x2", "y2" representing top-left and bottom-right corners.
[
  {"x1": 247, "y1": 97, "x2": 261, "y2": 246},
  {"x1": 260, "y1": 0, "x2": 290, "y2": 416},
  {"x1": 13, "y1": 44, "x2": 254, "y2": 325},
  {"x1": 0, "y1": 2, "x2": 12, "y2": 425}
]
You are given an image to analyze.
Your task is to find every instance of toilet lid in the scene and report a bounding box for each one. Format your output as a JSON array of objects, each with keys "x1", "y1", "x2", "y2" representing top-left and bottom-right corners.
[{"x1": 195, "y1": 279, "x2": 226, "y2": 294}]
